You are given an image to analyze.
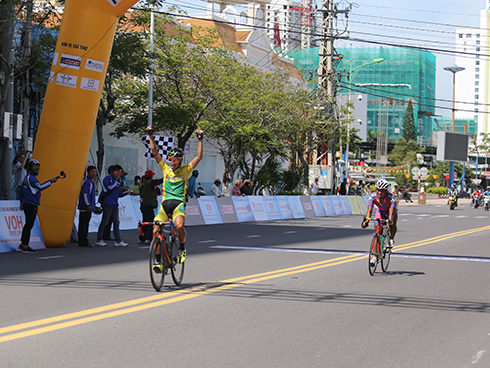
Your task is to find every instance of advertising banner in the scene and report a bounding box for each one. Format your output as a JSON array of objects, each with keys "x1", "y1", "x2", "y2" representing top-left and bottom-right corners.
[
  {"x1": 216, "y1": 196, "x2": 239, "y2": 223},
  {"x1": 310, "y1": 197, "x2": 326, "y2": 217},
  {"x1": 232, "y1": 196, "x2": 255, "y2": 222},
  {"x1": 248, "y1": 196, "x2": 269, "y2": 222},
  {"x1": 330, "y1": 196, "x2": 345, "y2": 216},
  {"x1": 309, "y1": 164, "x2": 333, "y2": 189},
  {"x1": 198, "y1": 196, "x2": 223, "y2": 225},
  {"x1": 339, "y1": 196, "x2": 353, "y2": 215},
  {"x1": 288, "y1": 196, "x2": 306, "y2": 219},
  {"x1": 262, "y1": 197, "x2": 282, "y2": 220},
  {"x1": 347, "y1": 196, "x2": 362, "y2": 215},
  {"x1": 185, "y1": 197, "x2": 205, "y2": 226},
  {"x1": 277, "y1": 196, "x2": 294, "y2": 219},
  {"x1": 320, "y1": 196, "x2": 336, "y2": 216},
  {"x1": 300, "y1": 197, "x2": 316, "y2": 218},
  {"x1": 0, "y1": 201, "x2": 45, "y2": 253},
  {"x1": 357, "y1": 196, "x2": 367, "y2": 214}
]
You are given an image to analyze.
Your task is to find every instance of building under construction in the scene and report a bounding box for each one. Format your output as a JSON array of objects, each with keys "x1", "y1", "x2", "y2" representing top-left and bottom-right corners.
[{"x1": 290, "y1": 47, "x2": 437, "y2": 145}]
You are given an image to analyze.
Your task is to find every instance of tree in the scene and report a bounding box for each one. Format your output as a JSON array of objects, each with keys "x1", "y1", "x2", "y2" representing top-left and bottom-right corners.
[
  {"x1": 402, "y1": 99, "x2": 416, "y2": 142},
  {"x1": 388, "y1": 137, "x2": 424, "y2": 188}
]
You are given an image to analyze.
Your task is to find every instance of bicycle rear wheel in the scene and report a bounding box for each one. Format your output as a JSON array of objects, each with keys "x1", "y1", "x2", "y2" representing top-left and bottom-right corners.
[
  {"x1": 368, "y1": 234, "x2": 379, "y2": 276},
  {"x1": 170, "y1": 236, "x2": 185, "y2": 285},
  {"x1": 149, "y1": 237, "x2": 165, "y2": 291},
  {"x1": 381, "y1": 231, "x2": 392, "y2": 273}
]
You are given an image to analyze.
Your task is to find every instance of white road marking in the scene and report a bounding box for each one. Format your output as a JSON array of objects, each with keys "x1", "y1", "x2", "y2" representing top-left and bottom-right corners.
[
  {"x1": 198, "y1": 240, "x2": 216, "y2": 243},
  {"x1": 402, "y1": 219, "x2": 408, "y2": 222},
  {"x1": 435, "y1": 215, "x2": 450, "y2": 218},
  {"x1": 475, "y1": 216, "x2": 488, "y2": 219},
  {"x1": 138, "y1": 246, "x2": 150, "y2": 249},
  {"x1": 246, "y1": 235, "x2": 261, "y2": 238},
  {"x1": 284, "y1": 231, "x2": 297, "y2": 234},
  {"x1": 472, "y1": 350, "x2": 486, "y2": 364},
  {"x1": 455, "y1": 216, "x2": 468, "y2": 218},
  {"x1": 38, "y1": 255, "x2": 65, "y2": 260},
  {"x1": 343, "y1": 225, "x2": 352, "y2": 228}
]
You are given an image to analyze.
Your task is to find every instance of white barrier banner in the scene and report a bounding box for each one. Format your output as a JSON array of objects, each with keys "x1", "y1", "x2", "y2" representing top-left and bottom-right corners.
[
  {"x1": 0, "y1": 201, "x2": 45, "y2": 253},
  {"x1": 248, "y1": 196, "x2": 268, "y2": 221},
  {"x1": 216, "y1": 196, "x2": 239, "y2": 223},
  {"x1": 320, "y1": 196, "x2": 336, "y2": 216},
  {"x1": 277, "y1": 196, "x2": 294, "y2": 219},
  {"x1": 262, "y1": 196, "x2": 282, "y2": 220},
  {"x1": 339, "y1": 195, "x2": 353, "y2": 215},
  {"x1": 310, "y1": 197, "x2": 326, "y2": 217},
  {"x1": 130, "y1": 195, "x2": 142, "y2": 222},
  {"x1": 300, "y1": 196, "x2": 315, "y2": 218},
  {"x1": 198, "y1": 196, "x2": 223, "y2": 224},
  {"x1": 330, "y1": 196, "x2": 345, "y2": 215},
  {"x1": 289, "y1": 196, "x2": 306, "y2": 219},
  {"x1": 185, "y1": 197, "x2": 205, "y2": 226},
  {"x1": 232, "y1": 196, "x2": 255, "y2": 222}
]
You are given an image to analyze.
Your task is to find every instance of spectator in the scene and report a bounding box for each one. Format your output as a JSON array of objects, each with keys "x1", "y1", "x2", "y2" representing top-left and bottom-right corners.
[
  {"x1": 96, "y1": 164, "x2": 130, "y2": 247},
  {"x1": 339, "y1": 178, "x2": 347, "y2": 195},
  {"x1": 187, "y1": 170, "x2": 199, "y2": 198},
  {"x1": 103, "y1": 165, "x2": 115, "y2": 240},
  {"x1": 13, "y1": 152, "x2": 28, "y2": 200},
  {"x1": 139, "y1": 170, "x2": 163, "y2": 243},
  {"x1": 240, "y1": 179, "x2": 252, "y2": 196},
  {"x1": 129, "y1": 175, "x2": 141, "y2": 195},
  {"x1": 18, "y1": 159, "x2": 59, "y2": 253},
  {"x1": 77, "y1": 166, "x2": 97, "y2": 247},
  {"x1": 310, "y1": 177, "x2": 319, "y2": 195},
  {"x1": 232, "y1": 179, "x2": 243, "y2": 196},
  {"x1": 210, "y1": 179, "x2": 223, "y2": 197}
]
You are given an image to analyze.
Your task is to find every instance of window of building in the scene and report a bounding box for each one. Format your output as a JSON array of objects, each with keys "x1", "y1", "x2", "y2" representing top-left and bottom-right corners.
[
  {"x1": 477, "y1": 47, "x2": 481, "y2": 51},
  {"x1": 476, "y1": 88, "x2": 480, "y2": 93},
  {"x1": 476, "y1": 81, "x2": 480, "y2": 86},
  {"x1": 476, "y1": 61, "x2": 480, "y2": 65},
  {"x1": 476, "y1": 95, "x2": 479, "y2": 100},
  {"x1": 477, "y1": 40, "x2": 481, "y2": 45},
  {"x1": 476, "y1": 74, "x2": 480, "y2": 79},
  {"x1": 466, "y1": 34, "x2": 472, "y2": 38},
  {"x1": 475, "y1": 108, "x2": 479, "y2": 112},
  {"x1": 477, "y1": 34, "x2": 481, "y2": 38},
  {"x1": 477, "y1": 54, "x2": 480, "y2": 58},
  {"x1": 475, "y1": 102, "x2": 479, "y2": 106},
  {"x1": 476, "y1": 67, "x2": 480, "y2": 72},
  {"x1": 283, "y1": 5, "x2": 287, "y2": 8}
]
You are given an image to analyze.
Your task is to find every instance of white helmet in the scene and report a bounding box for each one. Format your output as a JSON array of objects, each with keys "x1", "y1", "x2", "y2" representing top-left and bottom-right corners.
[{"x1": 375, "y1": 179, "x2": 390, "y2": 190}]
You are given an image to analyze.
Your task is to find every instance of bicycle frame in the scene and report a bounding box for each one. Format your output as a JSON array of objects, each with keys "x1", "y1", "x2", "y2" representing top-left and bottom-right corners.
[
  {"x1": 369, "y1": 218, "x2": 392, "y2": 275},
  {"x1": 139, "y1": 220, "x2": 176, "y2": 266}
]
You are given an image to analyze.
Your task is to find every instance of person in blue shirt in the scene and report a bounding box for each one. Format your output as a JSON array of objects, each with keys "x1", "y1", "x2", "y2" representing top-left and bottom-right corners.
[
  {"x1": 77, "y1": 166, "x2": 97, "y2": 247},
  {"x1": 187, "y1": 170, "x2": 199, "y2": 198},
  {"x1": 95, "y1": 164, "x2": 130, "y2": 247},
  {"x1": 18, "y1": 159, "x2": 59, "y2": 254}
]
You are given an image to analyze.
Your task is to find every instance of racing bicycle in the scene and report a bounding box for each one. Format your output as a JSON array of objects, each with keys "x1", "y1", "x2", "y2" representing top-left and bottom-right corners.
[
  {"x1": 363, "y1": 217, "x2": 392, "y2": 276},
  {"x1": 138, "y1": 218, "x2": 185, "y2": 291}
]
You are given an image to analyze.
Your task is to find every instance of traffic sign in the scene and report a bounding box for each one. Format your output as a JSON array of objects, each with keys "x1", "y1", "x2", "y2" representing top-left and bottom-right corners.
[
  {"x1": 420, "y1": 167, "x2": 428, "y2": 176},
  {"x1": 411, "y1": 167, "x2": 420, "y2": 175}
]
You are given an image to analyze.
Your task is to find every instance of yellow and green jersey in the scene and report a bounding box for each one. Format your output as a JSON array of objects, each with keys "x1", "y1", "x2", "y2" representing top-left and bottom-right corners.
[{"x1": 158, "y1": 161, "x2": 194, "y2": 202}]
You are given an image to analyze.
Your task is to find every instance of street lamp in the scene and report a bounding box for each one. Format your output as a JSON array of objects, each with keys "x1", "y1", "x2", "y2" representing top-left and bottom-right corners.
[
  {"x1": 444, "y1": 64, "x2": 465, "y2": 186},
  {"x1": 345, "y1": 58, "x2": 384, "y2": 182}
]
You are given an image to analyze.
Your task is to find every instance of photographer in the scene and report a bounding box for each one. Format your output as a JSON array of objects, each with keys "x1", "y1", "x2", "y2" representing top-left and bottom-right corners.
[{"x1": 18, "y1": 159, "x2": 59, "y2": 254}]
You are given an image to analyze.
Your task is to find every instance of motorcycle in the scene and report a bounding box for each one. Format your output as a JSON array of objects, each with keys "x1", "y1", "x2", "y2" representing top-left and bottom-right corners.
[
  {"x1": 473, "y1": 195, "x2": 482, "y2": 209},
  {"x1": 447, "y1": 195, "x2": 457, "y2": 210},
  {"x1": 484, "y1": 195, "x2": 490, "y2": 211},
  {"x1": 402, "y1": 191, "x2": 413, "y2": 203}
]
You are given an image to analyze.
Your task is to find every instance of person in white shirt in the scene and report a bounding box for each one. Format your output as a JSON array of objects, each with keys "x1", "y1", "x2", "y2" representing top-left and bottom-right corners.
[
  {"x1": 210, "y1": 179, "x2": 223, "y2": 197},
  {"x1": 310, "y1": 177, "x2": 319, "y2": 195}
]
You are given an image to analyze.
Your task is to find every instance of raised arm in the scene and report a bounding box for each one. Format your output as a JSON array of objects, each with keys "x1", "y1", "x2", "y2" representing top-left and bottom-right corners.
[
  {"x1": 146, "y1": 126, "x2": 162, "y2": 164},
  {"x1": 190, "y1": 130, "x2": 204, "y2": 169}
]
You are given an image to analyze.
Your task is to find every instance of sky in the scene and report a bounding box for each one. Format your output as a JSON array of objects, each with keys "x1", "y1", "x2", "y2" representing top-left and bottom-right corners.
[{"x1": 160, "y1": 0, "x2": 487, "y2": 117}]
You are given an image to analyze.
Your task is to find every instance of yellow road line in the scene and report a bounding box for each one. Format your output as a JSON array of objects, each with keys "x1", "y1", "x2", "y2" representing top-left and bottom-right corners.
[{"x1": 1, "y1": 224, "x2": 489, "y2": 343}]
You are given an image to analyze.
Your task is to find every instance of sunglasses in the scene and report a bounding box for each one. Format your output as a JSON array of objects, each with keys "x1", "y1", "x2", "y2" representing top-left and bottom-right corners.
[{"x1": 168, "y1": 157, "x2": 181, "y2": 163}]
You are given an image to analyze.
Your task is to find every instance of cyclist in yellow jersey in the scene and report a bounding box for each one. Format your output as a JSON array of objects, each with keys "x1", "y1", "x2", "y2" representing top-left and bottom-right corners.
[{"x1": 147, "y1": 126, "x2": 203, "y2": 263}]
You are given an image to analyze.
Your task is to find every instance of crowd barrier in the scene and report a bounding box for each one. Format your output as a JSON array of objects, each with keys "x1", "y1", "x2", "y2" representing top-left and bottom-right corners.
[{"x1": 0, "y1": 195, "x2": 367, "y2": 253}]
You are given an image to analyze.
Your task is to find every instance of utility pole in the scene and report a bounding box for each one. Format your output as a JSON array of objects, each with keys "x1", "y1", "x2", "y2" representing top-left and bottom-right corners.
[
  {"x1": 21, "y1": 0, "x2": 33, "y2": 153},
  {"x1": 317, "y1": 0, "x2": 334, "y2": 99}
]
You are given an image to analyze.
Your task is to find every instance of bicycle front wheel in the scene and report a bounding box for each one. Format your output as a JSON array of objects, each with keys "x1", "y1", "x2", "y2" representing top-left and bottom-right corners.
[
  {"x1": 170, "y1": 236, "x2": 185, "y2": 285},
  {"x1": 381, "y1": 246, "x2": 391, "y2": 273},
  {"x1": 368, "y1": 234, "x2": 379, "y2": 276},
  {"x1": 149, "y1": 237, "x2": 165, "y2": 291}
]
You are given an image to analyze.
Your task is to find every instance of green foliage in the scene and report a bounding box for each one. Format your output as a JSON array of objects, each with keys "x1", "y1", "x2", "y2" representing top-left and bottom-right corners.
[
  {"x1": 426, "y1": 161, "x2": 473, "y2": 187},
  {"x1": 402, "y1": 99, "x2": 416, "y2": 141},
  {"x1": 426, "y1": 187, "x2": 448, "y2": 194},
  {"x1": 278, "y1": 163, "x2": 308, "y2": 193}
]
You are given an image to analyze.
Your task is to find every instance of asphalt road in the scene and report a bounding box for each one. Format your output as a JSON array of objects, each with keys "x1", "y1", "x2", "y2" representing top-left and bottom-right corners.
[{"x1": 1, "y1": 200, "x2": 490, "y2": 367}]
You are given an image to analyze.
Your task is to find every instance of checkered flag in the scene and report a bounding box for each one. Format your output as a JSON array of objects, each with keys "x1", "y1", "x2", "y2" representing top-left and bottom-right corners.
[{"x1": 142, "y1": 135, "x2": 175, "y2": 160}]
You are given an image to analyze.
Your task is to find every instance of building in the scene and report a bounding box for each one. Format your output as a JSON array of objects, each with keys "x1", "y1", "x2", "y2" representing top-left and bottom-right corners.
[
  {"x1": 454, "y1": 1, "x2": 489, "y2": 138},
  {"x1": 290, "y1": 47, "x2": 437, "y2": 145}
]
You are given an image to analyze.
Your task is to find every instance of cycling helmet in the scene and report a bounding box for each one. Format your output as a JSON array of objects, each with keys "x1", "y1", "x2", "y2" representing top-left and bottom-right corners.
[
  {"x1": 375, "y1": 179, "x2": 390, "y2": 190},
  {"x1": 26, "y1": 159, "x2": 40, "y2": 172},
  {"x1": 167, "y1": 147, "x2": 184, "y2": 160}
]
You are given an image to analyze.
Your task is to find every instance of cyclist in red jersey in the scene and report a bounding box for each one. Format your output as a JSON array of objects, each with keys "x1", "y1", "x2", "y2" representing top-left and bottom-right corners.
[{"x1": 362, "y1": 179, "x2": 397, "y2": 249}]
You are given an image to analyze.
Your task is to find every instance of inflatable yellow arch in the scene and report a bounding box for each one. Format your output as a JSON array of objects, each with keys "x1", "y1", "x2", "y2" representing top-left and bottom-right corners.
[{"x1": 34, "y1": 0, "x2": 140, "y2": 247}]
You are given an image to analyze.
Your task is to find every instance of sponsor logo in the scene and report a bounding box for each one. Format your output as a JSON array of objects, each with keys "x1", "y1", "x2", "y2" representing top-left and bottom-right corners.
[
  {"x1": 60, "y1": 54, "x2": 81, "y2": 70},
  {"x1": 187, "y1": 206, "x2": 200, "y2": 215},
  {"x1": 80, "y1": 77, "x2": 100, "y2": 92},
  {"x1": 85, "y1": 59, "x2": 104, "y2": 73},
  {"x1": 107, "y1": 0, "x2": 122, "y2": 6},
  {"x1": 56, "y1": 73, "x2": 77, "y2": 88},
  {"x1": 223, "y1": 205, "x2": 234, "y2": 214}
]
